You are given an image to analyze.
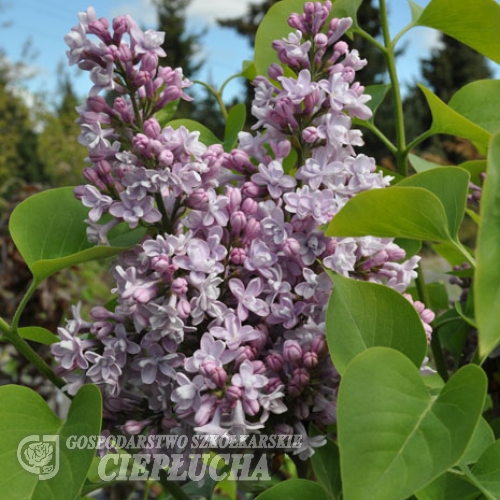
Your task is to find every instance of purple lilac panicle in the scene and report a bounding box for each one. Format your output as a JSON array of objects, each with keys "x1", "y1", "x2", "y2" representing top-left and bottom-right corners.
[{"x1": 55, "y1": 1, "x2": 426, "y2": 457}]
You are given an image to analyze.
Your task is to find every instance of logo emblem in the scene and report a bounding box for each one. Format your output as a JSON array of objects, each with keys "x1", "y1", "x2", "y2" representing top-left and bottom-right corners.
[{"x1": 17, "y1": 435, "x2": 59, "y2": 480}]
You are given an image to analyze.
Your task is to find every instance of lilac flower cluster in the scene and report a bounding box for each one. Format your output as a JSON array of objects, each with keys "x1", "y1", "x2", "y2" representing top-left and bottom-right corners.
[{"x1": 55, "y1": 2, "x2": 424, "y2": 458}]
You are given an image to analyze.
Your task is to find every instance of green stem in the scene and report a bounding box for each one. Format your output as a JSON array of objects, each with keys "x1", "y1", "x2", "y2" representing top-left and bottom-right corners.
[
  {"x1": 1, "y1": 283, "x2": 68, "y2": 391},
  {"x1": 452, "y1": 240, "x2": 476, "y2": 268},
  {"x1": 157, "y1": 469, "x2": 191, "y2": 500},
  {"x1": 193, "y1": 80, "x2": 229, "y2": 120},
  {"x1": 379, "y1": 0, "x2": 408, "y2": 176},
  {"x1": 404, "y1": 129, "x2": 435, "y2": 157},
  {"x1": 354, "y1": 119, "x2": 397, "y2": 155},
  {"x1": 12, "y1": 279, "x2": 38, "y2": 331},
  {"x1": 415, "y1": 266, "x2": 449, "y2": 381}
]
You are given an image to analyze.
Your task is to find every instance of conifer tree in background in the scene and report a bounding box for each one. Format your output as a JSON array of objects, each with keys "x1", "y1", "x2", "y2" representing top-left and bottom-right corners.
[{"x1": 405, "y1": 33, "x2": 493, "y2": 164}]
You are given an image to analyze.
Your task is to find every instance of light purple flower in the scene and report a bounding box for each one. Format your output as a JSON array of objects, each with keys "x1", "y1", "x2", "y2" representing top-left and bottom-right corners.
[{"x1": 229, "y1": 277, "x2": 270, "y2": 321}]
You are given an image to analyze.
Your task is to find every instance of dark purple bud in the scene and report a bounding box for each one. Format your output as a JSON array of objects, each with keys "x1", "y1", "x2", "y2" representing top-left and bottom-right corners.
[
  {"x1": 122, "y1": 419, "x2": 151, "y2": 435},
  {"x1": 243, "y1": 398, "x2": 260, "y2": 416},
  {"x1": 87, "y1": 95, "x2": 109, "y2": 113},
  {"x1": 74, "y1": 185, "x2": 85, "y2": 199},
  {"x1": 266, "y1": 353, "x2": 284, "y2": 372},
  {"x1": 83, "y1": 167, "x2": 100, "y2": 185},
  {"x1": 294, "y1": 400, "x2": 310, "y2": 419},
  {"x1": 293, "y1": 367, "x2": 310, "y2": 386},
  {"x1": 311, "y1": 335, "x2": 326, "y2": 355},
  {"x1": 226, "y1": 385, "x2": 242, "y2": 400},
  {"x1": 268, "y1": 63, "x2": 284, "y2": 80},
  {"x1": 303, "y1": 351, "x2": 318, "y2": 368},
  {"x1": 287, "y1": 379, "x2": 303, "y2": 397},
  {"x1": 283, "y1": 340, "x2": 302, "y2": 363}
]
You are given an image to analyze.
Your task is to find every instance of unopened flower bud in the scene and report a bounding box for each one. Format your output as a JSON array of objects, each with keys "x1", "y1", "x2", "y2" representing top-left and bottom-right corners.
[
  {"x1": 226, "y1": 186, "x2": 242, "y2": 211},
  {"x1": 241, "y1": 197, "x2": 258, "y2": 215},
  {"x1": 266, "y1": 352, "x2": 284, "y2": 372},
  {"x1": 122, "y1": 419, "x2": 151, "y2": 435},
  {"x1": 226, "y1": 385, "x2": 242, "y2": 400},
  {"x1": 314, "y1": 32, "x2": 328, "y2": 49},
  {"x1": 186, "y1": 189, "x2": 208, "y2": 209},
  {"x1": 143, "y1": 118, "x2": 161, "y2": 139},
  {"x1": 243, "y1": 398, "x2": 260, "y2": 416},
  {"x1": 311, "y1": 335, "x2": 326, "y2": 355},
  {"x1": 241, "y1": 181, "x2": 262, "y2": 198},
  {"x1": 230, "y1": 211, "x2": 247, "y2": 235},
  {"x1": 171, "y1": 277, "x2": 188, "y2": 295},
  {"x1": 293, "y1": 367, "x2": 310, "y2": 386},
  {"x1": 211, "y1": 366, "x2": 227, "y2": 387},
  {"x1": 177, "y1": 299, "x2": 191, "y2": 318},
  {"x1": 302, "y1": 126, "x2": 319, "y2": 143},
  {"x1": 243, "y1": 218, "x2": 261, "y2": 241},
  {"x1": 294, "y1": 400, "x2": 310, "y2": 419},
  {"x1": 283, "y1": 340, "x2": 302, "y2": 363},
  {"x1": 303, "y1": 351, "x2": 318, "y2": 368},
  {"x1": 268, "y1": 63, "x2": 284, "y2": 80},
  {"x1": 283, "y1": 238, "x2": 301, "y2": 257}
]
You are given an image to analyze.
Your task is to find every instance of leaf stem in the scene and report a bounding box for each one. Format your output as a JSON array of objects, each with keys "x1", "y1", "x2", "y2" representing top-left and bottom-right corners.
[
  {"x1": 379, "y1": 0, "x2": 408, "y2": 176},
  {"x1": 415, "y1": 266, "x2": 449, "y2": 381},
  {"x1": 459, "y1": 463, "x2": 496, "y2": 500},
  {"x1": 12, "y1": 279, "x2": 39, "y2": 331},
  {"x1": 192, "y1": 80, "x2": 229, "y2": 120},
  {"x1": 157, "y1": 469, "x2": 192, "y2": 500}
]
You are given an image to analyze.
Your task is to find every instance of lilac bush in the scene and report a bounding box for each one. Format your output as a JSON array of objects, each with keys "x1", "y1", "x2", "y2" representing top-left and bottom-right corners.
[{"x1": 53, "y1": 2, "x2": 431, "y2": 455}]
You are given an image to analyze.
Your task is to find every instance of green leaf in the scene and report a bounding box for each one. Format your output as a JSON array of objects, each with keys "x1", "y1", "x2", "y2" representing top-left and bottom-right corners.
[
  {"x1": 242, "y1": 60, "x2": 257, "y2": 81},
  {"x1": 406, "y1": 282, "x2": 449, "y2": 311},
  {"x1": 461, "y1": 417, "x2": 495, "y2": 465},
  {"x1": 310, "y1": 434, "x2": 342, "y2": 499},
  {"x1": 325, "y1": 186, "x2": 452, "y2": 242},
  {"x1": 254, "y1": 479, "x2": 329, "y2": 500},
  {"x1": 449, "y1": 80, "x2": 500, "y2": 134},
  {"x1": 9, "y1": 188, "x2": 144, "y2": 282},
  {"x1": 0, "y1": 384, "x2": 102, "y2": 500},
  {"x1": 398, "y1": 167, "x2": 470, "y2": 239},
  {"x1": 394, "y1": 238, "x2": 422, "y2": 258},
  {"x1": 407, "y1": 0, "x2": 424, "y2": 22},
  {"x1": 458, "y1": 159, "x2": 486, "y2": 186},
  {"x1": 417, "y1": 0, "x2": 500, "y2": 65},
  {"x1": 326, "y1": 273, "x2": 428, "y2": 376},
  {"x1": 415, "y1": 471, "x2": 481, "y2": 500},
  {"x1": 364, "y1": 84, "x2": 391, "y2": 119},
  {"x1": 167, "y1": 119, "x2": 221, "y2": 146},
  {"x1": 18, "y1": 326, "x2": 59, "y2": 345},
  {"x1": 223, "y1": 103, "x2": 246, "y2": 152},
  {"x1": 408, "y1": 154, "x2": 443, "y2": 173},
  {"x1": 433, "y1": 241, "x2": 469, "y2": 267},
  {"x1": 471, "y1": 440, "x2": 500, "y2": 497},
  {"x1": 338, "y1": 347, "x2": 487, "y2": 500},
  {"x1": 330, "y1": 0, "x2": 364, "y2": 23},
  {"x1": 476, "y1": 132, "x2": 500, "y2": 359},
  {"x1": 254, "y1": 0, "x2": 308, "y2": 76},
  {"x1": 418, "y1": 84, "x2": 490, "y2": 154},
  {"x1": 155, "y1": 99, "x2": 179, "y2": 127}
]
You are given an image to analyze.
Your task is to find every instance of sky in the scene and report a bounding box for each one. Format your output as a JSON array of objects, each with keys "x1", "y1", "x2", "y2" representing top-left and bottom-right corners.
[{"x1": 1, "y1": 0, "x2": 498, "y2": 107}]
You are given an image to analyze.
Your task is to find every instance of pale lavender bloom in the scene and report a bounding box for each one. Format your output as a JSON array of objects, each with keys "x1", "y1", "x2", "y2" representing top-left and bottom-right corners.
[
  {"x1": 89, "y1": 62, "x2": 116, "y2": 96},
  {"x1": 144, "y1": 300, "x2": 185, "y2": 344},
  {"x1": 229, "y1": 400, "x2": 265, "y2": 435},
  {"x1": 85, "y1": 217, "x2": 120, "y2": 245},
  {"x1": 261, "y1": 206, "x2": 292, "y2": 245},
  {"x1": 194, "y1": 406, "x2": 226, "y2": 434},
  {"x1": 292, "y1": 421, "x2": 327, "y2": 459},
  {"x1": 80, "y1": 185, "x2": 113, "y2": 222},
  {"x1": 52, "y1": 326, "x2": 94, "y2": 371},
  {"x1": 171, "y1": 373, "x2": 204, "y2": 412},
  {"x1": 188, "y1": 273, "x2": 226, "y2": 324},
  {"x1": 259, "y1": 385, "x2": 287, "y2": 423},
  {"x1": 103, "y1": 324, "x2": 140, "y2": 366},
  {"x1": 296, "y1": 231, "x2": 328, "y2": 266},
  {"x1": 86, "y1": 348, "x2": 122, "y2": 394},
  {"x1": 268, "y1": 294, "x2": 300, "y2": 329},
  {"x1": 130, "y1": 27, "x2": 166, "y2": 57},
  {"x1": 133, "y1": 351, "x2": 181, "y2": 385},
  {"x1": 209, "y1": 313, "x2": 261, "y2": 350},
  {"x1": 229, "y1": 277, "x2": 270, "y2": 321},
  {"x1": 323, "y1": 238, "x2": 358, "y2": 275},
  {"x1": 109, "y1": 193, "x2": 161, "y2": 228},
  {"x1": 279, "y1": 70, "x2": 315, "y2": 103},
  {"x1": 244, "y1": 239, "x2": 278, "y2": 275},
  {"x1": 295, "y1": 269, "x2": 332, "y2": 300},
  {"x1": 231, "y1": 360, "x2": 269, "y2": 401},
  {"x1": 251, "y1": 160, "x2": 296, "y2": 199},
  {"x1": 185, "y1": 333, "x2": 234, "y2": 373}
]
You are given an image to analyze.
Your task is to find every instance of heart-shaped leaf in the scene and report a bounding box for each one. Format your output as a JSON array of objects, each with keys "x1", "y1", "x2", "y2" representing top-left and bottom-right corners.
[
  {"x1": 476, "y1": 132, "x2": 500, "y2": 359},
  {"x1": 418, "y1": 84, "x2": 490, "y2": 154},
  {"x1": 254, "y1": 479, "x2": 329, "y2": 500},
  {"x1": 398, "y1": 167, "x2": 470, "y2": 239},
  {"x1": 449, "y1": 80, "x2": 500, "y2": 134},
  {"x1": 0, "y1": 384, "x2": 102, "y2": 500},
  {"x1": 326, "y1": 273, "x2": 428, "y2": 376},
  {"x1": 417, "y1": 0, "x2": 500, "y2": 65},
  {"x1": 9, "y1": 187, "x2": 145, "y2": 282},
  {"x1": 326, "y1": 186, "x2": 452, "y2": 242},
  {"x1": 470, "y1": 440, "x2": 500, "y2": 497},
  {"x1": 338, "y1": 347, "x2": 487, "y2": 500}
]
